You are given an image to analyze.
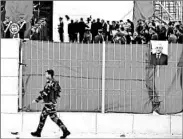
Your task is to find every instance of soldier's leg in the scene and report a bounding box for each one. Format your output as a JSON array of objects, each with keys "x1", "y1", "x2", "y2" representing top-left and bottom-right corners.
[
  {"x1": 49, "y1": 111, "x2": 66, "y2": 130},
  {"x1": 36, "y1": 107, "x2": 49, "y2": 133},
  {"x1": 31, "y1": 107, "x2": 48, "y2": 137},
  {"x1": 49, "y1": 108, "x2": 70, "y2": 138}
]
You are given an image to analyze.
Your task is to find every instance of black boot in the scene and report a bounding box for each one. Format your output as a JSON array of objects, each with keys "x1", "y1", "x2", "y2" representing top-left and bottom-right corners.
[
  {"x1": 60, "y1": 129, "x2": 71, "y2": 139},
  {"x1": 31, "y1": 131, "x2": 41, "y2": 137}
]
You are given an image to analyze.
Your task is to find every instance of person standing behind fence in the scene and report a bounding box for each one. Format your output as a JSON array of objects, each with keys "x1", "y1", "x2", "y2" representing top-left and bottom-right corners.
[
  {"x1": 168, "y1": 29, "x2": 177, "y2": 43},
  {"x1": 58, "y1": 17, "x2": 64, "y2": 42},
  {"x1": 91, "y1": 19, "x2": 97, "y2": 43},
  {"x1": 176, "y1": 24, "x2": 183, "y2": 44},
  {"x1": 68, "y1": 19, "x2": 75, "y2": 43},
  {"x1": 83, "y1": 28, "x2": 92, "y2": 43},
  {"x1": 106, "y1": 21, "x2": 111, "y2": 42},
  {"x1": 157, "y1": 24, "x2": 167, "y2": 40},
  {"x1": 149, "y1": 27, "x2": 158, "y2": 40},
  {"x1": 86, "y1": 17, "x2": 91, "y2": 29},
  {"x1": 127, "y1": 19, "x2": 134, "y2": 35},
  {"x1": 101, "y1": 19, "x2": 107, "y2": 41},
  {"x1": 78, "y1": 18, "x2": 88, "y2": 43},
  {"x1": 73, "y1": 19, "x2": 79, "y2": 42},
  {"x1": 31, "y1": 69, "x2": 71, "y2": 139},
  {"x1": 96, "y1": 18, "x2": 102, "y2": 33},
  {"x1": 94, "y1": 29, "x2": 104, "y2": 43}
]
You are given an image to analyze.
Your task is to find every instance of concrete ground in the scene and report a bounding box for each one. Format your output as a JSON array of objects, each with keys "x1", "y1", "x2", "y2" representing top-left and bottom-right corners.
[
  {"x1": 1, "y1": 112, "x2": 182, "y2": 138},
  {"x1": 2, "y1": 130, "x2": 182, "y2": 138}
]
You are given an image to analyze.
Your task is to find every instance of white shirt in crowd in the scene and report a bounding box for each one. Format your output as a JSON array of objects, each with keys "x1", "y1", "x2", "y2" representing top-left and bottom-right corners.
[
  {"x1": 107, "y1": 24, "x2": 110, "y2": 32},
  {"x1": 63, "y1": 17, "x2": 69, "y2": 42}
]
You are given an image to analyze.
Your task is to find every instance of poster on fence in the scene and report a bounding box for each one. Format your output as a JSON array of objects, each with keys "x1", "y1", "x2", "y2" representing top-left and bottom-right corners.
[{"x1": 150, "y1": 40, "x2": 168, "y2": 66}]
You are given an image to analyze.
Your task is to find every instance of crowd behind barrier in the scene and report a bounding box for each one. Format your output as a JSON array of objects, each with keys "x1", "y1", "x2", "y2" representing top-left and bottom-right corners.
[
  {"x1": 57, "y1": 16, "x2": 183, "y2": 44},
  {"x1": 1, "y1": 13, "x2": 183, "y2": 43}
]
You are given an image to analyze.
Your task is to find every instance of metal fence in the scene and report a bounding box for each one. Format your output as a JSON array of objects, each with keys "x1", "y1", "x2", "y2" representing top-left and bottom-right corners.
[{"x1": 20, "y1": 41, "x2": 183, "y2": 114}]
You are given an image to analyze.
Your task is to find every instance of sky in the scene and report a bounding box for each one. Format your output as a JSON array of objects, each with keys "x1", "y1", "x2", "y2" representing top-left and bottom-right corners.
[{"x1": 53, "y1": 1, "x2": 134, "y2": 21}]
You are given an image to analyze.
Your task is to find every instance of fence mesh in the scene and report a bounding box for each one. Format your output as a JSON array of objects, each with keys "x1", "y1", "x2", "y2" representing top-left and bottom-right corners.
[
  {"x1": 22, "y1": 41, "x2": 103, "y2": 112},
  {"x1": 21, "y1": 41, "x2": 183, "y2": 114}
]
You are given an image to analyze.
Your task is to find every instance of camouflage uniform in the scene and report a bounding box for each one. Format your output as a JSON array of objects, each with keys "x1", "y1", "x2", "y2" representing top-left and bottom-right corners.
[{"x1": 33, "y1": 78, "x2": 70, "y2": 137}]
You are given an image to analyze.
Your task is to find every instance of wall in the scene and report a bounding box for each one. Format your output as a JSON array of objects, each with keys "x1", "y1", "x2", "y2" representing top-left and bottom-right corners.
[{"x1": 1, "y1": 39, "x2": 20, "y2": 113}]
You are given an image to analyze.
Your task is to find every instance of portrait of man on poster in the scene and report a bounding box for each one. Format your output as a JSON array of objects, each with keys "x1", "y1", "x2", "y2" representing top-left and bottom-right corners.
[{"x1": 150, "y1": 42, "x2": 168, "y2": 65}]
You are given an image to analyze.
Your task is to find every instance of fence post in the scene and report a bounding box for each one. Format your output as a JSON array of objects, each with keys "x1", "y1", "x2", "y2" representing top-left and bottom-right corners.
[
  {"x1": 18, "y1": 41, "x2": 23, "y2": 110},
  {"x1": 102, "y1": 41, "x2": 106, "y2": 113}
]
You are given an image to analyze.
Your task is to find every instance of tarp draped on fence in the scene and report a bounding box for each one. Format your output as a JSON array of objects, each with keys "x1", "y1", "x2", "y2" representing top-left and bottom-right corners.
[
  {"x1": 5, "y1": 1, "x2": 33, "y2": 22},
  {"x1": 21, "y1": 41, "x2": 183, "y2": 114},
  {"x1": 133, "y1": 1, "x2": 154, "y2": 28}
]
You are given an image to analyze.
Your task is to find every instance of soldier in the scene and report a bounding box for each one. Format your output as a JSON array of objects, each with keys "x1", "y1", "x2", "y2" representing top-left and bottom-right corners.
[{"x1": 31, "y1": 69, "x2": 71, "y2": 139}]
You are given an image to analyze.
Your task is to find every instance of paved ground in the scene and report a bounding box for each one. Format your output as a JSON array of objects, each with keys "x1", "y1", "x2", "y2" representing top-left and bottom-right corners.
[
  {"x1": 2, "y1": 130, "x2": 182, "y2": 138},
  {"x1": 1, "y1": 112, "x2": 182, "y2": 138}
]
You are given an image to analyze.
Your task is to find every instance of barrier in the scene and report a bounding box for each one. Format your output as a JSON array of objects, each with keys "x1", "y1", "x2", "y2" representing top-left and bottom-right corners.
[{"x1": 21, "y1": 41, "x2": 183, "y2": 114}]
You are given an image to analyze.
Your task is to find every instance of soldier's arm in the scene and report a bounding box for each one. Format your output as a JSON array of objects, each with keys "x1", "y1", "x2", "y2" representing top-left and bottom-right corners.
[
  {"x1": 35, "y1": 95, "x2": 43, "y2": 103},
  {"x1": 35, "y1": 90, "x2": 48, "y2": 103},
  {"x1": 53, "y1": 81, "x2": 61, "y2": 97}
]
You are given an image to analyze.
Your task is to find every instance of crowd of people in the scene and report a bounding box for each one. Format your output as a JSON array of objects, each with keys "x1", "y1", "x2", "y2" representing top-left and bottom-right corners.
[
  {"x1": 1, "y1": 14, "x2": 183, "y2": 44},
  {"x1": 58, "y1": 16, "x2": 183, "y2": 44}
]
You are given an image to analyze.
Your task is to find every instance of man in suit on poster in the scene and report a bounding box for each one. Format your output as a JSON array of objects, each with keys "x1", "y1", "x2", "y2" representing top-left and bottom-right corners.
[{"x1": 150, "y1": 43, "x2": 168, "y2": 65}]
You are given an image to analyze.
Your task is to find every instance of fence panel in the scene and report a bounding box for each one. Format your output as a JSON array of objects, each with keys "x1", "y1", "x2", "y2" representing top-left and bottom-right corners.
[
  {"x1": 154, "y1": 43, "x2": 183, "y2": 114},
  {"x1": 104, "y1": 43, "x2": 183, "y2": 114},
  {"x1": 21, "y1": 41, "x2": 183, "y2": 114},
  {"x1": 104, "y1": 43, "x2": 153, "y2": 113},
  {"x1": 22, "y1": 41, "x2": 103, "y2": 112}
]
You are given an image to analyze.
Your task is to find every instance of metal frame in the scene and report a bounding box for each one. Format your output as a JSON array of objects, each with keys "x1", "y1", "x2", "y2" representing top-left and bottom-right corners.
[{"x1": 154, "y1": 1, "x2": 183, "y2": 22}]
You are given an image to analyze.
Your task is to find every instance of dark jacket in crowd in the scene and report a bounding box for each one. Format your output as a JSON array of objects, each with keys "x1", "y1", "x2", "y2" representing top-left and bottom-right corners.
[
  {"x1": 95, "y1": 21, "x2": 102, "y2": 32},
  {"x1": 136, "y1": 25, "x2": 144, "y2": 35},
  {"x1": 102, "y1": 22, "x2": 107, "y2": 33},
  {"x1": 58, "y1": 22, "x2": 64, "y2": 33},
  {"x1": 110, "y1": 24, "x2": 118, "y2": 31},
  {"x1": 151, "y1": 33, "x2": 158, "y2": 40},
  {"x1": 132, "y1": 35, "x2": 142, "y2": 44},
  {"x1": 157, "y1": 26, "x2": 167, "y2": 40},
  {"x1": 78, "y1": 21, "x2": 88, "y2": 33},
  {"x1": 68, "y1": 22, "x2": 75, "y2": 35},
  {"x1": 73, "y1": 21, "x2": 79, "y2": 33},
  {"x1": 143, "y1": 32, "x2": 151, "y2": 44},
  {"x1": 91, "y1": 22, "x2": 98, "y2": 37},
  {"x1": 127, "y1": 20, "x2": 134, "y2": 34}
]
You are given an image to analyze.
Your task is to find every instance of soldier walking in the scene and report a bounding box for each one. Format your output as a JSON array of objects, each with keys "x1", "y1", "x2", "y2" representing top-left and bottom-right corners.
[{"x1": 31, "y1": 69, "x2": 71, "y2": 138}]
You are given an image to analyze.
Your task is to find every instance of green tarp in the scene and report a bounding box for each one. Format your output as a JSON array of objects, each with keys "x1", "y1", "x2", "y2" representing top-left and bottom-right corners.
[{"x1": 21, "y1": 41, "x2": 183, "y2": 114}]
